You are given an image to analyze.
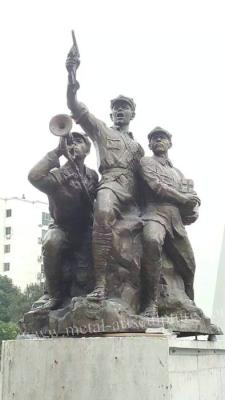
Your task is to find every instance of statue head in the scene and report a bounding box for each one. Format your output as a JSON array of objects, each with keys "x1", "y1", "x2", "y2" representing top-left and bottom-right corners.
[
  {"x1": 110, "y1": 95, "x2": 136, "y2": 127},
  {"x1": 148, "y1": 127, "x2": 172, "y2": 156},
  {"x1": 66, "y1": 131, "x2": 91, "y2": 160}
]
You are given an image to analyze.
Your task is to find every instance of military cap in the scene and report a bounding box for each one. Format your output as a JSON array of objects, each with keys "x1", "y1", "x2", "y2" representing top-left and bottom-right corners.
[
  {"x1": 70, "y1": 131, "x2": 91, "y2": 152},
  {"x1": 148, "y1": 127, "x2": 172, "y2": 142},
  {"x1": 110, "y1": 95, "x2": 136, "y2": 111}
]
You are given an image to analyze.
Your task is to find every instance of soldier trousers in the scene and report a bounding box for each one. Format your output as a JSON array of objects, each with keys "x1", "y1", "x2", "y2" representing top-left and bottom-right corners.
[{"x1": 142, "y1": 220, "x2": 196, "y2": 303}]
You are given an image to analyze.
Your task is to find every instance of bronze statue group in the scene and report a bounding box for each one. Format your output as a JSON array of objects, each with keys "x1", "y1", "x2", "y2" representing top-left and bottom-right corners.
[{"x1": 28, "y1": 39, "x2": 202, "y2": 323}]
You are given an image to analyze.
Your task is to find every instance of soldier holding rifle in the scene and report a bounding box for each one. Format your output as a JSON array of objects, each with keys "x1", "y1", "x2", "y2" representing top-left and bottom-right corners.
[{"x1": 66, "y1": 32, "x2": 144, "y2": 301}]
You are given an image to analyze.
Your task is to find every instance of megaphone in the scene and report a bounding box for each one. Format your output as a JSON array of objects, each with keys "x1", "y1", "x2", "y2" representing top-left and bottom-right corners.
[{"x1": 49, "y1": 114, "x2": 73, "y2": 137}]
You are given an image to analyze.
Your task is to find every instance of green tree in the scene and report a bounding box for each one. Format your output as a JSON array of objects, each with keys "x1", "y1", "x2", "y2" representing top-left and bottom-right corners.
[
  {"x1": 24, "y1": 282, "x2": 44, "y2": 305},
  {"x1": 0, "y1": 276, "x2": 43, "y2": 346},
  {"x1": 0, "y1": 321, "x2": 19, "y2": 342},
  {"x1": 0, "y1": 275, "x2": 22, "y2": 322},
  {"x1": 0, "y1": 275, "x2": 43, "y2": 323}
]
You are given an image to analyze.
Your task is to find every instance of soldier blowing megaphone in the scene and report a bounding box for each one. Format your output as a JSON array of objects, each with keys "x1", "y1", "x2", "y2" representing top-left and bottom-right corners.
[{"x1": 28, "y1": 33, "x2": 98, "y2": 309}]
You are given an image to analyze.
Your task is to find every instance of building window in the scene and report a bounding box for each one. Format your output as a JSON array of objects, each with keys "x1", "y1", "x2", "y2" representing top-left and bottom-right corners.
[
  {"x1": 5, "y1": 227, "x2": 11, "y2": 237},
  {"x1": 41, "y1": 264, "x2": 44, "y2": 273},
  {"x1": 3, "y1": 263, "x2": 10, "y2": 272},
  {"x1": 6, "y1": 209, "x2": 12, "y2": 217},
  {"x1": 42, "y1": 212, "x2": 51, "y2": 226},
  {"x1": 4, "y1": 244, "x2": 10, "y2": 253}
]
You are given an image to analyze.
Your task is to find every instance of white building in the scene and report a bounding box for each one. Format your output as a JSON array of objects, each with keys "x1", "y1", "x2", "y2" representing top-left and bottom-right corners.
[{"x1": 0, "y1": 197, "x2": 51, "y2": 290}]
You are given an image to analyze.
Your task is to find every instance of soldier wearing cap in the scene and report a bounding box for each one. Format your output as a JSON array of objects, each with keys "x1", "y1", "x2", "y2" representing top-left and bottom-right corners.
[
  {"x1": 66, "y1": 56, "x2": 144, "y2": 301},
  {"x1": 28, "y1": 131, "x2": 98, "y2": 309},
  {"x1": 140, "y1": 127, "x2": 200, "y2": 317}
]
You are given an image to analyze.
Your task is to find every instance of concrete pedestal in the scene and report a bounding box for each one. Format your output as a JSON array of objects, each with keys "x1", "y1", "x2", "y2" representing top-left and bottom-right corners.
[{"x1": 1, "y1": 335, "x2": 225, "y2": 400}]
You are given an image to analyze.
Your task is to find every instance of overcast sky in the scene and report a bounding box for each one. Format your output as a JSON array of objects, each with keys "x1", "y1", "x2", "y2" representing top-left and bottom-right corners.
[{"x1": 1, "y1": 0, "x2": 225, "y2": 315}]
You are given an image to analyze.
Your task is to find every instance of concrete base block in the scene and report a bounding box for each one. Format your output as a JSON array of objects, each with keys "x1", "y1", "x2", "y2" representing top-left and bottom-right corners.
[{"x1": 1, "y1": 336, "x2": 225, "y2": 400}]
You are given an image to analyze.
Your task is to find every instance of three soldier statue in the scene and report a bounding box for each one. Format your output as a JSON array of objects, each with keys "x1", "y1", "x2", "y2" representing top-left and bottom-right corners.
[{"x1": 26, "y1": 32, "x2": 221, "y2": 336}]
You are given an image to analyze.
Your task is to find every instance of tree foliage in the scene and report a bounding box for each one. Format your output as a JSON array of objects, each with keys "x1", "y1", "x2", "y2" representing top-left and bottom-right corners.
[
  {"x1": 0, "y1": 275, "x2": 43, "y2": 345},
  {"x1": 0, "y1": 275, "x2": 21, "y2": 322},
  {"x1": 0, "y1": 321, "x2": 19, "y2": 342},
  {"x1": 24, "y1": 283, "x2": 44, "y2": 305}
]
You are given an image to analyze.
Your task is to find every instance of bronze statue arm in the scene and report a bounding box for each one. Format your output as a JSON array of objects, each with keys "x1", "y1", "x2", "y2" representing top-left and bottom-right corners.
[
  {"x1": 66, "y1": 81, "x2": 81, "y2": 118},
  {"x1": 28, "y1": 150, "x2": 60, "y2": 194},
  {"x1": 140, "y1": 157, "x2": 197, "y2": 206},
  {"x1": 67, "y1": 81, "x2": 106, "y2": 145},
  {"x1": 66, "y1": 45, "x2": 106, "y2": 143}
]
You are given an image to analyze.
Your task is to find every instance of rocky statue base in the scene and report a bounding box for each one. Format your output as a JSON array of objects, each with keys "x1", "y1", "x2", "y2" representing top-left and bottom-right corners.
[
  {"x1": 1, "y1": 336, "x2": 225, "y2": 400},
  {"x1": 22, "y1": 296, "x2": 221, "y2": 337},
  {"x1": 21, "y1": 220, "x2": 221, "y2": 338}
]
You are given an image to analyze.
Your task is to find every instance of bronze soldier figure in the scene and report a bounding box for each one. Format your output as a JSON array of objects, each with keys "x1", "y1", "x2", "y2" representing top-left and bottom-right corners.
[
  {"x1": 66, "y1": 51, "x2": 144, "y2": 301},
  {"x1": 28, "y1": 132, "x2": 98, "y2": 309},
  {"x1": 140, "y1": 127, "x2": 200, "y2": 317}
]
